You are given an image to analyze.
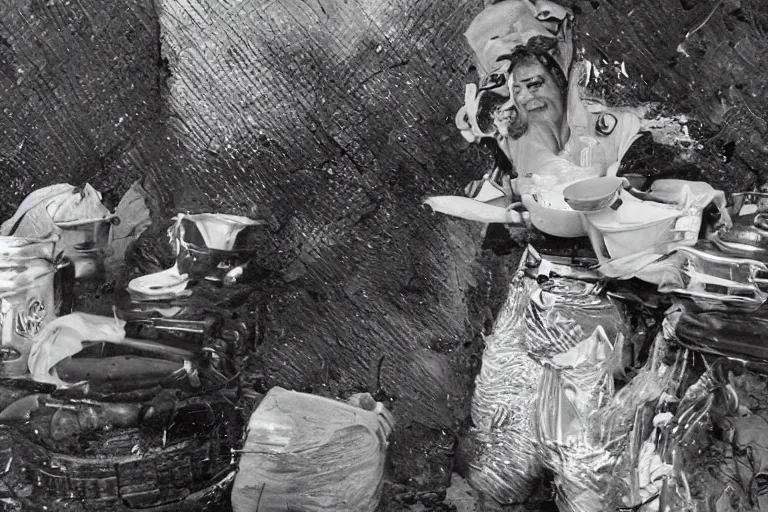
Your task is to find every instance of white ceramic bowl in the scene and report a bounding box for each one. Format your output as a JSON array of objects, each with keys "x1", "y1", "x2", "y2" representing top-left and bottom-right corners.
[{"x1": 522, "y1": 193, "x2": 587, "y2": 238}]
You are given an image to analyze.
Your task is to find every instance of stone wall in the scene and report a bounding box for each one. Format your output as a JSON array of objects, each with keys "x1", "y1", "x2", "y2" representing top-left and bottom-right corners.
[{"x1": 153, "y1": 0, "x2": 497, "y2": 491}]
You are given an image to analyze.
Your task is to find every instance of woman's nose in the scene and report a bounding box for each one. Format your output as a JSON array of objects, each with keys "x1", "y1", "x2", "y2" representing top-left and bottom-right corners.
[{"x1": 515, "y1": 87, "x2": 533, "y2": 104}]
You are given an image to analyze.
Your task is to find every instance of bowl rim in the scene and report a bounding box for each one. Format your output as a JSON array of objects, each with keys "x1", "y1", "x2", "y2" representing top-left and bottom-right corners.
[{"x1": 563, "y1": 176, "x2": 625, "y2": 203}]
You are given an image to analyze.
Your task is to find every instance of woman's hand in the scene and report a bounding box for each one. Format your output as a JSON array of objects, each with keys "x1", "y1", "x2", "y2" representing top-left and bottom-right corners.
[{"x1": 504, "y1": 202, "x2": 531, "y2": 226}]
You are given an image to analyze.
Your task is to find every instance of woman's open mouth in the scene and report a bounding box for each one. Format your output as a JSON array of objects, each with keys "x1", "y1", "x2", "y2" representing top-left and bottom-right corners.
[{"x1": 525, "y1": 99, "x2": 547, "y2": 113}]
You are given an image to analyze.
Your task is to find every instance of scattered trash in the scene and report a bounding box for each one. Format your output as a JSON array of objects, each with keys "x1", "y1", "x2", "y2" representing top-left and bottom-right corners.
[
  {"x1": 1, "y1": 184, "x2": 118, "y2": 279},
  {"x1": 0, "y1": 3, "x2": 765, "y2": 512},
  {"x1": 127, "y1": 212, "x2": 265, "y2": 300},
  {"x1": 0, "y1": 180, "x2": 247, "y2": 510}
]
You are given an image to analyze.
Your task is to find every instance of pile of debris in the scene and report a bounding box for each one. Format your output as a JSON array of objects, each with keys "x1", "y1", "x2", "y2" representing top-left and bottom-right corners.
[
  {"x1": 465, "y1": 231, "x2": 768, "y2": 511},
  {"x1": 0, "y1": 183, "x2": 250, "y2": 510},
  {"x1": 0, "y1": 181, "x2": 397, "y2": 512}
]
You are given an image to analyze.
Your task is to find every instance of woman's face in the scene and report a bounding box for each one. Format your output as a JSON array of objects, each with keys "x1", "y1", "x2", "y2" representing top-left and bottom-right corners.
[{"x1": 511, "y1": 58, "x2": 564, "y2": 128}]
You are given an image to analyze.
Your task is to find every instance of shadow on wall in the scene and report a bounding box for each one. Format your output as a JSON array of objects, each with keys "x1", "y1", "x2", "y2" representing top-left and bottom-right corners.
[
  {"x1": 146, "y1": 0, "x2": 502, "y2": 492},
  {"x1": 0, "y1": 0, "x2": 163, "y2": 215}
]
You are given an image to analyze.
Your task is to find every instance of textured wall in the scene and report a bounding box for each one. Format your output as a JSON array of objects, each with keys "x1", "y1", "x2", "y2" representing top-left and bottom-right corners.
[
  {"x1": 0, "y1": 0, "x2": 500, "y2": 495},
  {"x1": 0, "y1": 0, "x2": 161, "y2": 213},
  {"x1": 152, "y1": 0, "x2": 496, "y2": 490},
  {"x1": 572, "y1": 0, "x2": 768, "y2": 191}
]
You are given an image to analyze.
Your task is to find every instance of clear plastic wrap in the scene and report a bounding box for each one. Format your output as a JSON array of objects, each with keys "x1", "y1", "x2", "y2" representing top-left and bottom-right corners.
[
  {"x1": 532, "y1": 316, "x2": 681, "y2": 512},
  {"x1": 532, "y1": 326, "x2": 624, "y2": 512},
  {"x1": 524, "y1": 277, "x2": 629, "y2": 359},
  {"x1": 466, "y1": 269, "x2": 543, "y2": 504},
  {"x1": 466, "y1": 250, "x2": 631, "y2": 505}
]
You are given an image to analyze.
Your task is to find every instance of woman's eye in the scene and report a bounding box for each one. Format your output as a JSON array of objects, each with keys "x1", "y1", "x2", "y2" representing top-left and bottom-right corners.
[{"x1": 528, "y1": 78, "x2": 544, "y2": 90}]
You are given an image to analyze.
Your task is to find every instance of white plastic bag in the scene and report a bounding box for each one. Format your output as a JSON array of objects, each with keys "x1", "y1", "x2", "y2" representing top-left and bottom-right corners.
[
  {"x1": 231, "y1": 387, "x2": 394, "y2": 512},
  {"x1": 1, "y1": 184, "x2": 111, "y2": 238},
  {"x1": 27, "y1": 312, "x2": 126, "y2": 387}
]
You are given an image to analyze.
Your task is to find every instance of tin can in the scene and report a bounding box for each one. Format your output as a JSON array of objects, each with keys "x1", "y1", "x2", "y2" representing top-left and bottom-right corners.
[{"x1": 0, "y1": 235, "x2": 74, "y2": 377}]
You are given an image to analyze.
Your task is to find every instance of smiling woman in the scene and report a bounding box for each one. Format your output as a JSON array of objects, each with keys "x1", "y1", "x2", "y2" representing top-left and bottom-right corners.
[
  {"x1": 510, "y1": 52, "x2": 567, "y2": 151},
  {"x1": 438, "y1": 0, "x2": 647, "y2": 237}
]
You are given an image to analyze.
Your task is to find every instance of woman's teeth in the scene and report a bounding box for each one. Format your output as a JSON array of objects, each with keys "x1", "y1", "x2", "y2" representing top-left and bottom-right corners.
[{"x1": 526, "y1": 100, "x2": 546, "y2": 112}]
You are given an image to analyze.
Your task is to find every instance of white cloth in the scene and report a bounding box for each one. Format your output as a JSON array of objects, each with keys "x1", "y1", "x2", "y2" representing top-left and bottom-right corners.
[
  {"x1": 1, "y1": 184, "x2": 110, "y2": 238},
  {"x1": 592, "y1": 180, "x2": 732, "y2": 282},
  {"x1": 127, "y1": 264, "x2": 191, "y2": 301},
  {"x1": 28, "y1": 312, "x2": 126, "y2": 387}
]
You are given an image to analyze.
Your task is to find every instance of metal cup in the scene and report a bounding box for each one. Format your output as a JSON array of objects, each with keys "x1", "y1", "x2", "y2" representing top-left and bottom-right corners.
[{"x1": 54, "y1": 215, "x2": 119, "y2": 279}]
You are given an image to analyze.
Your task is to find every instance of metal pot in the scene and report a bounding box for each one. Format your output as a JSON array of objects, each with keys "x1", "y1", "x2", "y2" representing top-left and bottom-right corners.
[{"x1": 172, "y1": 213, "x2": 266, "y2": 283}]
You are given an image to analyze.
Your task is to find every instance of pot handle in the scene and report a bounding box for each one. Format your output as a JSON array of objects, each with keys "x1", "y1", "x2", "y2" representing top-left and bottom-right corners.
[{"x1": 52, "y1": 255, "x2": 76, "y2": 317}]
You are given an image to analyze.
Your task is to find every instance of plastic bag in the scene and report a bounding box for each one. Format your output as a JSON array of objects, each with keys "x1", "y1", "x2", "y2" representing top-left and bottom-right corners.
[
  {"x1": 1, "y1": 184, "x2": 111, "y2": 238},
  {"x1": 466, "y1": 250, "x2": 629, "y2": 505},
  {"x1": 466, "y1": 271, "x2": 544, "y2": 504},
  {"x1": 534, "y1": 314, "x2": 680, "y2": 512},
  {"x1": 656, "y1": 247, "x2": 768, "y2": 312},
  {"x1": 231, "y1": 387, "x2": 394, "y2": 512}
]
